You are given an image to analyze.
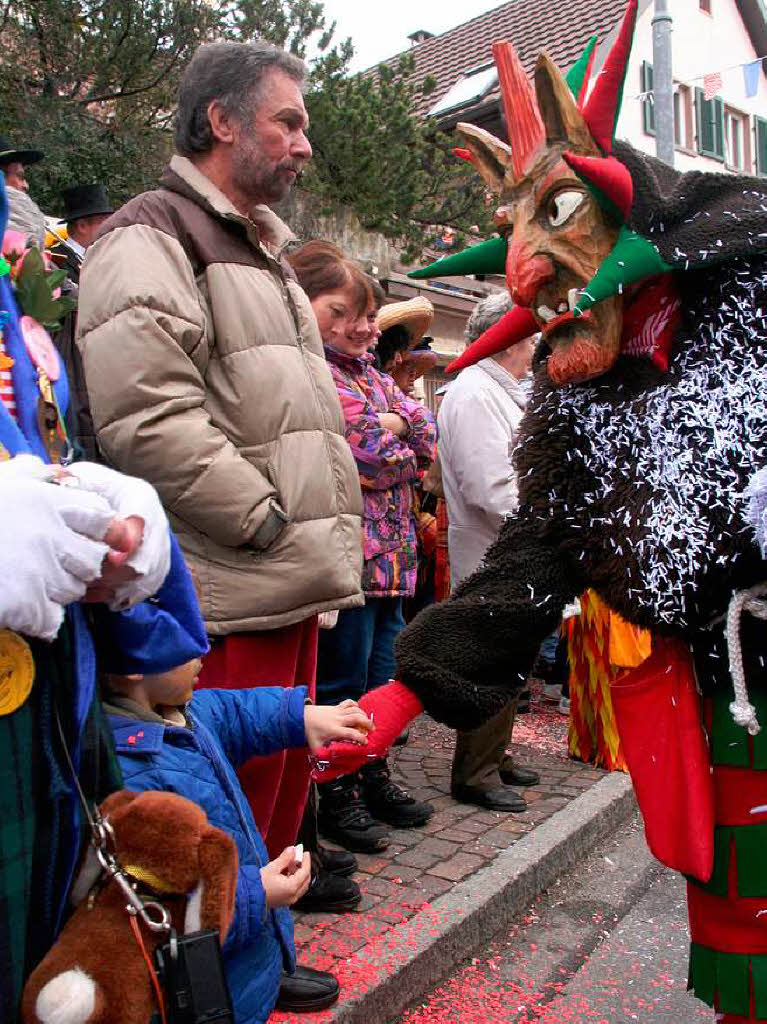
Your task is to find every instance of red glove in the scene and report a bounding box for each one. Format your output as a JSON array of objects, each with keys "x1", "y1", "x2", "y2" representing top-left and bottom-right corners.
[{"x1": 311, "y1": 681, "x2": 424, "y2": 782}]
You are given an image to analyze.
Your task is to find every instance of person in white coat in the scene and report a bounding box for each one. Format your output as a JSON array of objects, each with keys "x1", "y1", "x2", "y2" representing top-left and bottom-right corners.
[{"x1": 438, "y1": 291, "x2": 540, "y2": 811}]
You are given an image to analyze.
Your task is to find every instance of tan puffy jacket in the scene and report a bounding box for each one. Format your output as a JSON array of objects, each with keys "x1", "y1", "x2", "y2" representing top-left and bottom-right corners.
[{"x1": 77, "y1": 156, "x2": 363, "y2": 634}]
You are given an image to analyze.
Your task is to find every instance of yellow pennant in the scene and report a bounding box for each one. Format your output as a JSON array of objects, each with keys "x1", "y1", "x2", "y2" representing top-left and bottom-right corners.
[{"x1": 0, "y1": 630, "x2": 35, "y2": 715}]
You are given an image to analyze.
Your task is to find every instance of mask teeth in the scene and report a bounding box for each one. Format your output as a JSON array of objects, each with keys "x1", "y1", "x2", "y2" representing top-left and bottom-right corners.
[{"x1": 493, "y1": 41, "x2": 545, "y2": 181}]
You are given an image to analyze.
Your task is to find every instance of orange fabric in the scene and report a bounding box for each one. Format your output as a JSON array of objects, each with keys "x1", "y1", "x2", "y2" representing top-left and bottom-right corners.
[{"x1": 567, "y1": 590, "x2": 650, "y2": 772}]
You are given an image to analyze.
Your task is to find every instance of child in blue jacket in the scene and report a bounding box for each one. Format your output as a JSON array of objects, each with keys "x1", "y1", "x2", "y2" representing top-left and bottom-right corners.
[{"x1": 99, "y1": 541, "x2": 372, "y2": 1024}]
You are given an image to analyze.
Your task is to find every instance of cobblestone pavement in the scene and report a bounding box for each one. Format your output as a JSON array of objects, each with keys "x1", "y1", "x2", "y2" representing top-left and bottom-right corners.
[{"x1": 272, "y1": 686, "x2": 613, "y2": 1023}]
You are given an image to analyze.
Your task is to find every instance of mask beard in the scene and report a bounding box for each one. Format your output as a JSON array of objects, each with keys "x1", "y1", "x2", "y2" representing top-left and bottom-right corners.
[{"x1": 548, "y1": 334, "x2": 618, "y2": 385}]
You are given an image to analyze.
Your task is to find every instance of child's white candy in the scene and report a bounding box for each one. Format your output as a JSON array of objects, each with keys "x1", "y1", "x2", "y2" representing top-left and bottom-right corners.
[{"x1": 293, "y1": 844, "x2": 303, "y2": 866}]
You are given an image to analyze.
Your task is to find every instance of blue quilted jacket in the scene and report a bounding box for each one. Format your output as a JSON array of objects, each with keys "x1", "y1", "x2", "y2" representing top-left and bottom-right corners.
[{"x1": 108, "y1": 686, "x2": 308, "y2": 1024}]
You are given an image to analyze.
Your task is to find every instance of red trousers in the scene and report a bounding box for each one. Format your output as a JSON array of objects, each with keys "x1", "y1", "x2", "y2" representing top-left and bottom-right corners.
[{"x1": 196, "y1": 617, "x2": 318, "y2": 860}]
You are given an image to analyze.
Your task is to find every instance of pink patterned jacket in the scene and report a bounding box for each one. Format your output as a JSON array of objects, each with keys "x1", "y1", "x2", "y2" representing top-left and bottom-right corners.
[{"x1": 325, "y1": 347, "x2": 437, "y2": 597}]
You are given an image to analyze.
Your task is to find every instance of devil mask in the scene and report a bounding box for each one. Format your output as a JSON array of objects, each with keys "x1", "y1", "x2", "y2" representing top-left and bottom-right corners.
[{"x1": 410, "y1": 0, "x2": 698, "y2": 383}]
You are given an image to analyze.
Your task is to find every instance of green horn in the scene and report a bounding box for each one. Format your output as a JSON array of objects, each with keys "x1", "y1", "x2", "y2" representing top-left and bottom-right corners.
[
  {"x1": 575, "y1": 226, "x2": 672, "y2": 314},
  {"x1": 565, "y1": 36, "x2": 597, "y2": 103},
  {"x1": 408, "y1": 234, "x2": 507, "y2": 280}
]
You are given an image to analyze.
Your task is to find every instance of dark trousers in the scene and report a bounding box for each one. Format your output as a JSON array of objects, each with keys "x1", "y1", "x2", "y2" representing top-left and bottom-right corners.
[
  {"x1": 316, "y1": 596, "x2": 406, "y2": 705},
  {"x1": 451, "y1": 698, "x2": 519, "y2": 791}
]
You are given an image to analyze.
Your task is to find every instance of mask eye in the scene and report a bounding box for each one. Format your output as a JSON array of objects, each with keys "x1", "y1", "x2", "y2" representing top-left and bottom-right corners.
[{"x1": 547, "y1": 190, "x2": 586, "y2": 228}]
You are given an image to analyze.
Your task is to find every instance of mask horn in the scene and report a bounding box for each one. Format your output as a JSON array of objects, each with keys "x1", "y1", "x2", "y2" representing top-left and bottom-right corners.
[
  {"x1": 445, "y1": 306, "x2": 539, "y2": 374},
  {"x1": 565, "y1": 36, "x2": 597, "y2": 106},
  {"x1": 408, "y1": 235, "x2": 507, "y2": 281},
  {"x1": 493, "y1": 41, "x2": 545, "y2": 181},
  {"x1": 581, "y1": 0, "x2": 638, "y2": 154}
]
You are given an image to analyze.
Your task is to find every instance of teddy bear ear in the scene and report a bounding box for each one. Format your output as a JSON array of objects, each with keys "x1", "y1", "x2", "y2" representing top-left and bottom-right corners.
[
  {"x1": 98, "y1": 789, "x2": 140, "y2": 821},
  {"x1": 186, "y1": 827, "x2": 239, "y2": 941}
]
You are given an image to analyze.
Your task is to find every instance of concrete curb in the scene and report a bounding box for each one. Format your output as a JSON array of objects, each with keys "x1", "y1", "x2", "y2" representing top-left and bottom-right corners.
[{"x1": 329, "y1": 772, "x2": 636, "y2": 1024}]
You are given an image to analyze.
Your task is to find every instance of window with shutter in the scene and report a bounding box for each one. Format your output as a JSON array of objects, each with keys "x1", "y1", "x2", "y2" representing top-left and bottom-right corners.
[
  {"x1": 756, "y1": 117, "x2": 767, "y2": 176},
  {"x1": 642, "y1": 61, "x2": 655, "y2": 136},
  {"x1": 695, "y1": 87, "x2": 724, "y2": 160}
]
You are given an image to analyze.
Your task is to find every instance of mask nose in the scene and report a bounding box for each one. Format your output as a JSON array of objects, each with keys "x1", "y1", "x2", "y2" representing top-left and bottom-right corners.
[{"x1": 506, "y1": 240, "x2": 555, "y2": 308}]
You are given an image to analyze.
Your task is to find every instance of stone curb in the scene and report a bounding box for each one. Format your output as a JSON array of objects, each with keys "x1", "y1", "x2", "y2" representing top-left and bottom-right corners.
[{"x1": 328, "y1": 772, "x2": 636, "y2": 1024}]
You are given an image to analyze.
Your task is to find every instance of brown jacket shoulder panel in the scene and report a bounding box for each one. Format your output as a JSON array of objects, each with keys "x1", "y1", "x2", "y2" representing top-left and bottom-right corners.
[{"x1": 103, "y1": 186, "x2": 265, "y2": 276}]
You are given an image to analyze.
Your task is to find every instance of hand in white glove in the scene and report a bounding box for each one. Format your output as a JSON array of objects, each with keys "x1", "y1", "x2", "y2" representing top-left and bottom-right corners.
[
  {"x1": 62, "y1": 462, "x2": 171, "y2": 610},
  {"x1": 0, "y1": 475, "x2": 115, "y2": 640}
]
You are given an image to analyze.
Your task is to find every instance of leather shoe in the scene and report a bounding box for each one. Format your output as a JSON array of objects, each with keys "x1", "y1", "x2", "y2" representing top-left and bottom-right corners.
[
  {"x1": 451, "y1": 784, "x2": 527, "y2": 813},
  {"x1": 294, "y1": 868, "x2": 361, "y2": 913},
  {"x1": 317, "y1": 844, "x2": 357, "y2": 878},
  {"x1": 276, "y1": 966, "x2": 340, "y2": 1013},
  {"x1": 499, "y1": 764, "x2": 540, "y2": 787}
]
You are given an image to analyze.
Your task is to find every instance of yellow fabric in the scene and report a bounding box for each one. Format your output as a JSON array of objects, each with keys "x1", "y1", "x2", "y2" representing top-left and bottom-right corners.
[
  {"x1": 566, "y1": 591, "x2": 651, "y2": 772},
  {"x1": 123, "y1": 864, "x2": 177, "y2": 894}
]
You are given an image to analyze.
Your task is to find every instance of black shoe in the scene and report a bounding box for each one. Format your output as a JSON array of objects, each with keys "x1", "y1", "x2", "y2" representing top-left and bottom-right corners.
[
  {"x1": 451, "y1": 784, "x2": 527, "y2": 813},
  {"x1": 317, "y1": 844, "x2": 357, "y2": 878},
  {"x1": 318, "y1": 774, "x2": 390, "y2": 853},
  {"x1": 360, "y1": 758, "x2": 433, "y2": 828},
  {"x1": 276, "y1": 966, "x2": 340, "y2": 1013},
  {"x1": 517, "y1": 688, "x2": 532, "y2": 714},
  {"x1": 294, "y1": 867, "x2": 361, "y2": 913},
  {"x1": 499, "y1": 764, "x2": 540, "y2": 787}
]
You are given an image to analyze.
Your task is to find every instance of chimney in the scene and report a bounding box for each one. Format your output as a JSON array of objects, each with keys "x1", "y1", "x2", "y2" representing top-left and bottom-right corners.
[{"x1": 408, "y1": 29, "x2": 434, "y2": 45}]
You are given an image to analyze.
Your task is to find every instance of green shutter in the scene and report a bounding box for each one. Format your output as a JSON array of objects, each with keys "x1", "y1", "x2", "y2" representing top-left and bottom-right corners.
[
  {"x1": 756, "y1": 116, "x2": 767, "y2": 176},
  {"x1": 642, "y1": 61, "x2": 655, "y2": 135},
  {"x1": 695, "y1": 87, "x2": 724, "y2": 161}
]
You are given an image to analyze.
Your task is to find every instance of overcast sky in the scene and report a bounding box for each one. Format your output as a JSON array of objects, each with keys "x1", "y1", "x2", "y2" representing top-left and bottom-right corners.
[{"x1": 317, "y1": 0, "x2": 503, "y2": 72}]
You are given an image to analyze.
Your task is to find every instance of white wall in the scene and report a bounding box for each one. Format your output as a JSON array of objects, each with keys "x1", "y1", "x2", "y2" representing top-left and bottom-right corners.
[{"x1": 613, "y1": 0, "x2": 767, "y2": 173}]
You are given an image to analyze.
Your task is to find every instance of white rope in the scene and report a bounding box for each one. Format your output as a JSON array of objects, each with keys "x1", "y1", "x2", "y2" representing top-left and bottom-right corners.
[{"x1": 726, "y1": 582, "x2": 767, "y2": 736}]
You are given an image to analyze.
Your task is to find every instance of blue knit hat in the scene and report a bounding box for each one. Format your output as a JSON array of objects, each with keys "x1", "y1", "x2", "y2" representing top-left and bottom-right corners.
[{"x1": 99, "y1": 531, "x2": 209, "y2": 675}]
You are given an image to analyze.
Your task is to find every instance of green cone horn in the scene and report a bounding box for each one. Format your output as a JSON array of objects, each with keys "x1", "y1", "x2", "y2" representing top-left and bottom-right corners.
[
  {"x1": 575, "y1": 225, "x2": 672, "y2": 315},
  {"x1": 408, "y1": 234, "x2": 507, "y2": 280},
  {"x1": 565, "y1": 36, "x2": 597, "y2": 104}
]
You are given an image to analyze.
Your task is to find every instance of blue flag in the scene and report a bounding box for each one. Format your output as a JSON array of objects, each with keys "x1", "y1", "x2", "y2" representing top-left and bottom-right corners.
[{"x1": 743, "y1": 59, "x2": 761, "y2": 99}]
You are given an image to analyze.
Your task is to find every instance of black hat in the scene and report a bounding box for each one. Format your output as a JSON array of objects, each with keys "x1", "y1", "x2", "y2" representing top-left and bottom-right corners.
[
  {"x1": 61, "y1": 183, "x2": 113, "y2": 224},
  {"x1": 0, "y1": 134, "x2": 44, "y2": 167}
]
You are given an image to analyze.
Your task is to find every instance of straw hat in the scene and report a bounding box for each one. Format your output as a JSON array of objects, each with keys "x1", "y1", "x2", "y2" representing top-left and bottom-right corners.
[
  {"x1": 377, "y1": 296, "x2": 434, "y2": 347},
  {"x1": 402, "y1": 337, "x2": 439, "y2": 381}
]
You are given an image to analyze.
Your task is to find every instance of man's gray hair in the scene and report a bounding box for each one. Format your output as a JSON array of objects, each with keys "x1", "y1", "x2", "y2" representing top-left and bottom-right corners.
[
  {"x1": 464, "y1": 290, "x2": 512, "y2": 345},
  {"x1": 174, "y1": 40, "x2": 306, "y2": 155}
]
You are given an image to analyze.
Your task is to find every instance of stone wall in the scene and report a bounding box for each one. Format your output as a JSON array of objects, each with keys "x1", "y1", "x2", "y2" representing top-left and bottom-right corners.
[{"x1": 274, "y1": 188, "x2": 396, "y2": 276}]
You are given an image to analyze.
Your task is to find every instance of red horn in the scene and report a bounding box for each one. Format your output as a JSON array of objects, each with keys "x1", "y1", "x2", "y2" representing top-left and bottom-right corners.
[
  {"x1": 563, "y1": 152, "x2": 634, "y2": 222},
  {"x1": 493, "y1": 42, "x2": 545, "y2": 181},
  {"x1": 446, "y1": 306, "x2": 539, "y2": 374},
  {"x1": 582, "y1": 0, "x2": 638, "y2": 154}
]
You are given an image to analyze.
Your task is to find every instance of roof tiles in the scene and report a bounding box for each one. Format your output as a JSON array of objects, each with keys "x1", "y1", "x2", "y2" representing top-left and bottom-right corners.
[{"x1": 373, "y1": 0, "x2": 629, "y2": 117}]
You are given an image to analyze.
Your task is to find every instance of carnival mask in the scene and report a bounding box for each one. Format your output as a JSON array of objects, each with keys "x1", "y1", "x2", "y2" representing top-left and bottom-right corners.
[{"x1": 411, "y1": 0, "x2": 672, "y2": 384}]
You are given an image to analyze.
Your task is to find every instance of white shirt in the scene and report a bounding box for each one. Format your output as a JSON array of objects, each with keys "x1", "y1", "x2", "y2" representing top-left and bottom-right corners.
[{"x1": 437, "y1": 357, "x2": 528, "y2": 586}]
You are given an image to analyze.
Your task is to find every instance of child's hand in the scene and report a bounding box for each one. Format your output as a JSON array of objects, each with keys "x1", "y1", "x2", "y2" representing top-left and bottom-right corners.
[
  {"x1": 260, "y1": 847, "x2": 311, "y2": 909},
  {"x1": 304, "y1": 700, "x2": 373, "y2": 754}
]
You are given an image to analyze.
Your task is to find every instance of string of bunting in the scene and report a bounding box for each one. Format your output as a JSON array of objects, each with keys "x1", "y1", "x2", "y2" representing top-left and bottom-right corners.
[{"x1": 632, "y1": 55, "x2": 764, "y2": 103}]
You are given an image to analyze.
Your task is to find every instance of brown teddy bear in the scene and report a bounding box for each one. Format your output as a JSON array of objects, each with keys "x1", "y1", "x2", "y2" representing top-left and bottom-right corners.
[{"x1": 22, "y1": 789, "x2": 238, "y2": 1024}]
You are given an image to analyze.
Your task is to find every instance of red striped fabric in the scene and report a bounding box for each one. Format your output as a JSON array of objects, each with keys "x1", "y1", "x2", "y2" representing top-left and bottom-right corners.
[{"x1": 0, "y1": 336, "x2": 16, "y2": 420}]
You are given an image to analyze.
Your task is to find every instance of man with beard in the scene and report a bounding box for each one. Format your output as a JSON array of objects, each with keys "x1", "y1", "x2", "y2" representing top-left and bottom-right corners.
[{"x1": 76, "y1": 41, "x2": 365, "y2": 1015}]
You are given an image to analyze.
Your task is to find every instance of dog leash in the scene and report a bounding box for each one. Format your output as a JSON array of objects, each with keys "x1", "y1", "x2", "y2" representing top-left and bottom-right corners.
[{"x1": 54, "y1": 702, "x2": 172, "y2": 1022}]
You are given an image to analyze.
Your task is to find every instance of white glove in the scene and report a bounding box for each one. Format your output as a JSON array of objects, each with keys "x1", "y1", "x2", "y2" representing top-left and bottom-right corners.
[
  {"x1": 63, "y1": 462, "x2": 171, "y2": 609},
  {"x1": 0, "y1": 453, "x2": 54, "y2": 482},
  {"x1": 0, "y1": 475, "x2": 114, "y2": 640},
  {"x1": 318, "y1": 609, "x2": 339, "y2": 630}
]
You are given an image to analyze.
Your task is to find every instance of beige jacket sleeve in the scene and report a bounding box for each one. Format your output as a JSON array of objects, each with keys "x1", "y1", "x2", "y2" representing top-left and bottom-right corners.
[{"x1": 77, "y1": 224, "x2": 282, "y2": 549}]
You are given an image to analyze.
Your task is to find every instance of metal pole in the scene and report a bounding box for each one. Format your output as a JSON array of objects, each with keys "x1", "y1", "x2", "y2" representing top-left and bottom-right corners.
[{"x1": 652, "y1": 0, "x2": 675, "y2": 166}]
